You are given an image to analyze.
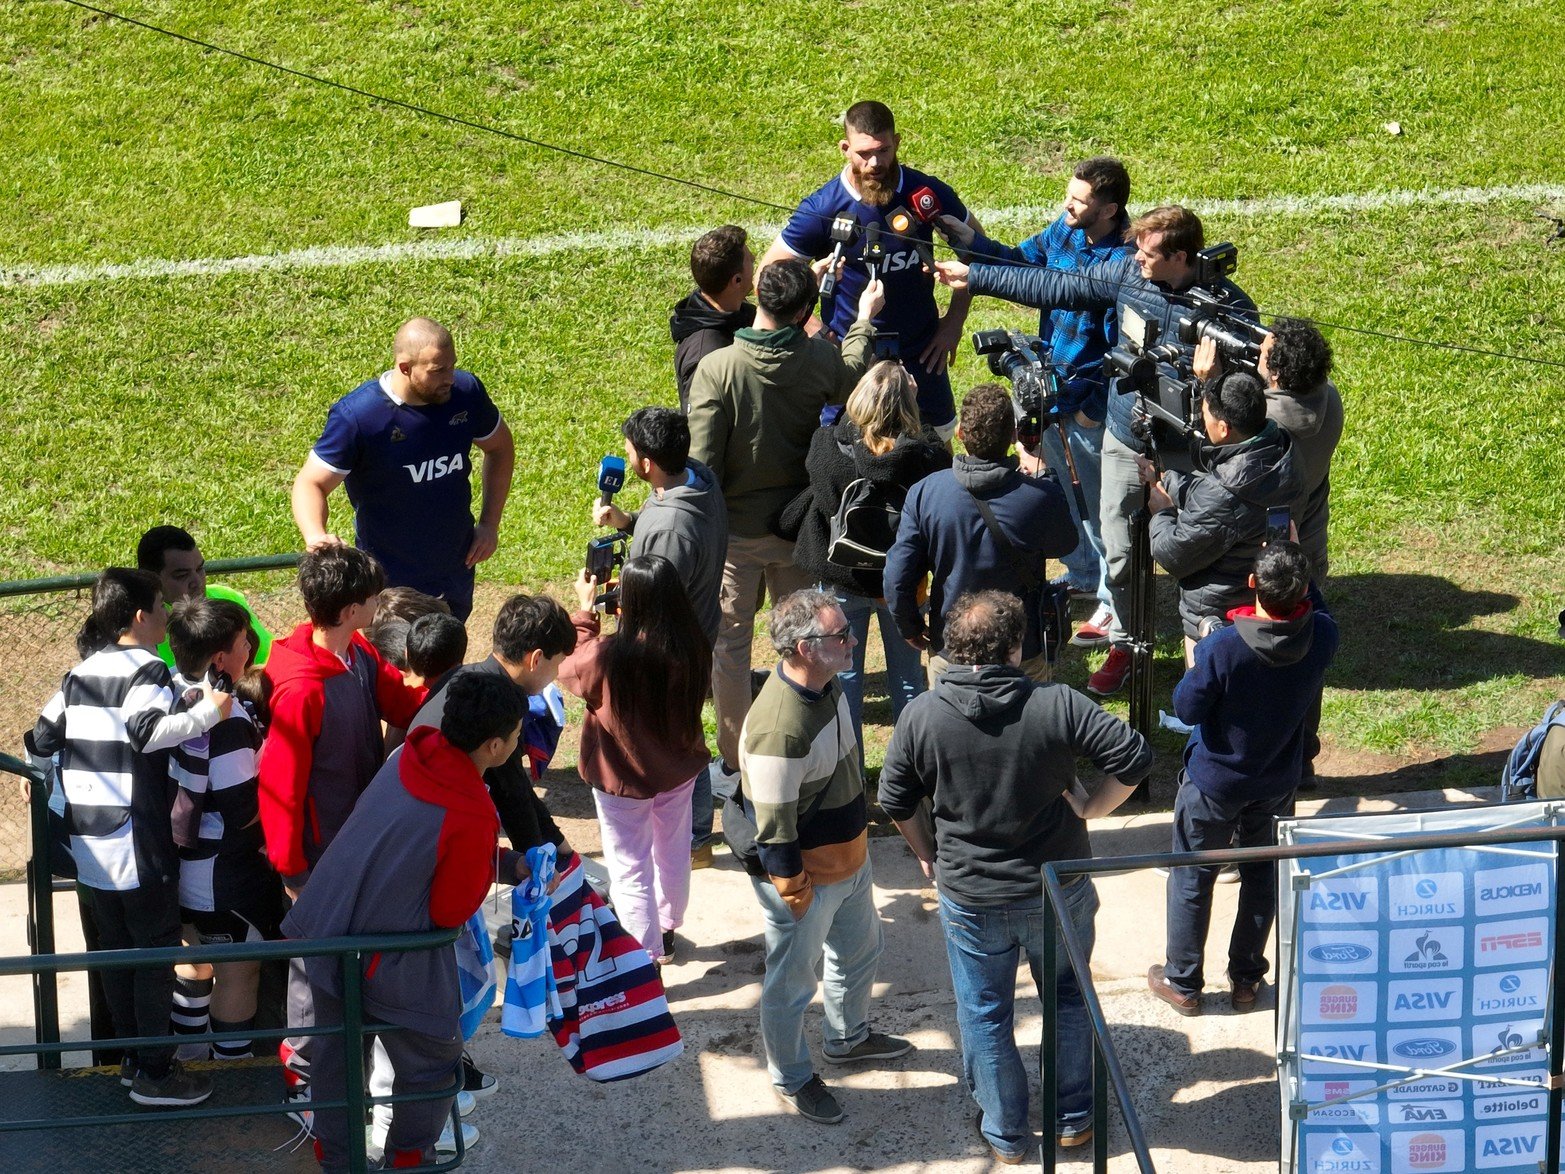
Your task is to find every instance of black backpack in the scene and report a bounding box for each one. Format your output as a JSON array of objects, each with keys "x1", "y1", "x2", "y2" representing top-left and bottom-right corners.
[{"x1": 825, "y1": 441, "x2": 905, "y2": 571}]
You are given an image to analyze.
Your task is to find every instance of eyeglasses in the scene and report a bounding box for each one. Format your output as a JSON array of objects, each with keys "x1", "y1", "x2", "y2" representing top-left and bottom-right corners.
[{"x1": 804, "y1": 626, "x2": 852, "y2": 644}]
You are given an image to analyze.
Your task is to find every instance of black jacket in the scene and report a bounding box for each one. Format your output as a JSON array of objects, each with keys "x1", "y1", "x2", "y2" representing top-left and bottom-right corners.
[
  {"x1": 878, "y1": 664, "x2": 1153, "y2": 905},
  {"x1": 777, "y1": 419, "x2": 951, "y2": 599},
  {"x1": 670, "y1": 290, "x2": 756, "y2": 410},
  {"x1": 1150, "y1": 421, "x2": 1305, "y2": 636}
]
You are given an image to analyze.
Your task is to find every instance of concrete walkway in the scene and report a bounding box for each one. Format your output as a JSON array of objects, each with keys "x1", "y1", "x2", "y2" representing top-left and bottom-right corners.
[{"x1": 0, "y1": 785, "x2": 1494, "y2": 1171}]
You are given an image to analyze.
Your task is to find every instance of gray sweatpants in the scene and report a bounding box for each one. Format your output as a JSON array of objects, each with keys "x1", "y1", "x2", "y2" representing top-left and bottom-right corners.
[{"x1": 286, "y1": 958, "x2": 463, "y2": 1170}]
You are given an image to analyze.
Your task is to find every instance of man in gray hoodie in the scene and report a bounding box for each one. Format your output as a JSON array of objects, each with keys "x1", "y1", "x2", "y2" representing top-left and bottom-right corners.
[{"x1": 878, "y1": 590, "x2": 1151, "y2": 1161}]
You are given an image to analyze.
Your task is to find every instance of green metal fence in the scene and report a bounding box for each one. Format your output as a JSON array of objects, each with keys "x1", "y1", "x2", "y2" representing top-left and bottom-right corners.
[{"x1": 0, "y1": 749, "x2": 468, "y2": 1172}]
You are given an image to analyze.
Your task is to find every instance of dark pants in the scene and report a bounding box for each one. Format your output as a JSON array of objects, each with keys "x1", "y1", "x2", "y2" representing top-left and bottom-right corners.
[
  {"x1": 286, "y1": 960, "x2": 463, "y2": 1171},
  {"x1": 75, "y1": 885, "x2": 122, "y2": 1066},
  {"x1": 1163, "y1": 778, "x2": 1295, "y2": 994},
  {"x1": 85, "y1": 881, "x2": 182, "y2": 1077}
]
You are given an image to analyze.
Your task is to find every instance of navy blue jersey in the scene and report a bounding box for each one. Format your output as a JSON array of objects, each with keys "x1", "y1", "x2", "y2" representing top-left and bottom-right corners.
[
  {"x1": 312, "y1": 371, "x2": 501, "y2": 598},
  {"x1": 780, "y1": 165, "x2": 969, "y2": 344}
]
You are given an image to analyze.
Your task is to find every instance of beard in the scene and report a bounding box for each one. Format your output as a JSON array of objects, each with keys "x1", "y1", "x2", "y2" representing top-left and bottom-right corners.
[{"x1": 852, "y1": 161, "x2": 900, "y2": 207}]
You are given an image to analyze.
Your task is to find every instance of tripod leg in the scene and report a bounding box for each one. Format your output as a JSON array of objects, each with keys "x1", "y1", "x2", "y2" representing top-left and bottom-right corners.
[{"x1": 1128, "y1": 501, "x2": 1155, "y2": 803}]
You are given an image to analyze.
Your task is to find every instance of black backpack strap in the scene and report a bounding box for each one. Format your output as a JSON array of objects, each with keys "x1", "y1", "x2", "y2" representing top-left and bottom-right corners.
[{"x1": 967, "y1": 488, "x2": 1041, "y2": 591}]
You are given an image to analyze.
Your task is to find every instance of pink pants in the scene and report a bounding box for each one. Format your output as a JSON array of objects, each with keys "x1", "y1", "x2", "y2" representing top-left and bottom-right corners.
[{"x1": 591, "y1": 776, "x2": 697, "y2": 958}]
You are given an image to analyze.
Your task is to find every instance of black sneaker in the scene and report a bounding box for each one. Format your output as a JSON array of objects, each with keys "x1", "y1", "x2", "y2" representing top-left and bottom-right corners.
[
  {"x1": 129, "y1": 1059, "x2": 211, "y2": 1107},
  {"x1": 462, "y1": 1052, "x2": 498, "y2": 1100},
  {"x1": 777, "y1": 1074, "x2": 844, "y2": 1124},
  {"x1": 119, "y1": 1058, "x2": 135, "y2": 1088},
  {"x1": 822, "y1": 1031, "x2": 913, "y2": 1065},
  {"x1": 657, "y1": 929, "x2": 676, "y2": 966}
]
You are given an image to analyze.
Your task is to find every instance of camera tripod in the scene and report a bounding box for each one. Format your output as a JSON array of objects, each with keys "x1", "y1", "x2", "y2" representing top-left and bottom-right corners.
[{"x1": 1127, "y1": 489, "x2": 1157, "y2": 803}]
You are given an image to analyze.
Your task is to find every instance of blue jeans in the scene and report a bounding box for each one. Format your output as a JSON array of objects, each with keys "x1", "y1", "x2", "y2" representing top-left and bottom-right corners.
[
  {"x1": 750, "y1": 859, "x2": 883, "y2": 1092},
  {"x1": 690, "y1": 765, "x2": 714, "y2": 850},
  {"x1": 828, "y1": 587, "x2": 926, "y2": 759},
  {"x1": 1163, "y1": 778, "x2": 1296, "y2": 993},
  {"x1": 939, "y1": 877, "x2": 1099, "y2": 1159},
  {"x1": 1040, "y1": 413, "x2": 1109, "y2": 604}
]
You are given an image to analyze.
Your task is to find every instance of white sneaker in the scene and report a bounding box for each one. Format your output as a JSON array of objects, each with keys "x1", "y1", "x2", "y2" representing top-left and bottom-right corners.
[
  {"x1": 457, "y1": 1089, "x2": 476, "y2": 1118},
  {"x1": 437, "y1": 1119, "x2": 480, "y2": 1154}
]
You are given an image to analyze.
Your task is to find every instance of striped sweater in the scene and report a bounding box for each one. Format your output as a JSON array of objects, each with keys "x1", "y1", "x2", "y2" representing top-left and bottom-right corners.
[
  {"x1": 28, "y1": 646, "x2": 221, "y2": 892},
  {"x1": 738, "y1": 668, "x2": 867, "y2": 911}
]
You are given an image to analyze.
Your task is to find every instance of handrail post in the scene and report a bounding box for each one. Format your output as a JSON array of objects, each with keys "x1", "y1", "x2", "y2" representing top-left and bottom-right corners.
[
  {"x1": 1041, "y1": 880, "x2": 1059, "y2": 1174},
  {"x1": 1092, "y1": 1038, "x2": 1108, "y2": 1172},
  {"x1": 341, "y1": 950, "x2": 369, "y2": 1174},
  {"x1": 1546, "y1": 835, "x2": 1565, "y2": 1174},
  {"x1": 23, "y1": 761, "x2": 60, "y2": 1070}
]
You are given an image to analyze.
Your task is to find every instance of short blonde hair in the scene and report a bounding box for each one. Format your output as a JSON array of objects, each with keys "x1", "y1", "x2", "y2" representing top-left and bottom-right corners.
[{"x1": 845, "y1": 361, "x2": 921, "y2": 451}]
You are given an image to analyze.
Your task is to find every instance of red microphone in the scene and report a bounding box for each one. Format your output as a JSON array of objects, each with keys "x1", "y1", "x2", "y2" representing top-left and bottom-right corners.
[{"x1": 909, "y1": 186, "x2": 942, "y2": 223}]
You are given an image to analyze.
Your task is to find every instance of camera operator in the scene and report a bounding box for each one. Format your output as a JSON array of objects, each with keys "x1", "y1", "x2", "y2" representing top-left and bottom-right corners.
[
  {"x1": 1193, "y1": 318, "x2": 1342, "y2": 581},
  {"x1": 935, "y1": 206, "x2": 1255, "y2": 696},
  {"x1": 935, "y1": 158, "x2": 1134, "y2": 646},
  {"x1": 1137, "y1": 372, "x2": 1303, "y2": 665}
]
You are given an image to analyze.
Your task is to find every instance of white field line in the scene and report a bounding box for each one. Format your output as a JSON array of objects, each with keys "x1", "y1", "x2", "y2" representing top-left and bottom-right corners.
[{"x1": 5, "y1": 182, "x2": 1563, "y2": 290}]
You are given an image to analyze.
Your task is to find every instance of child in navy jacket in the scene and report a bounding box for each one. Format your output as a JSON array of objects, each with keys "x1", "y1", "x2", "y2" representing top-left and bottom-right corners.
[{"x1": 1149, "y1": 542, "x2": 1339, "y2": 1015}]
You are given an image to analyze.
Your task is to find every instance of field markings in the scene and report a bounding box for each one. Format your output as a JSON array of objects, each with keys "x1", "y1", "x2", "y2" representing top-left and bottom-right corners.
[{"x1": 5, "y1": 182, "x2": 1564, "y2": 290}]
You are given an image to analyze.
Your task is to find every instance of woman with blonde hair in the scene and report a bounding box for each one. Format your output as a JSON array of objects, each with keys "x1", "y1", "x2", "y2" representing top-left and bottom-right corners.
[{"x1": 779, "y1": 360, "x2": 951, "y2": 751}]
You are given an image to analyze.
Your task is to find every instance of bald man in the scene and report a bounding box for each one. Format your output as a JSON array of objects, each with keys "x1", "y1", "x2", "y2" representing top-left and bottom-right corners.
[{"x1": 292, "y1": 318, "x2": 515, "y2": 620}]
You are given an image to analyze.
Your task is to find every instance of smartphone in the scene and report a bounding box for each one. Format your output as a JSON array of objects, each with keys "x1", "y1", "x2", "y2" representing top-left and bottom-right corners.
[{"x1": 1265, "y1": 506, "x2": 1292, "y2": 547}]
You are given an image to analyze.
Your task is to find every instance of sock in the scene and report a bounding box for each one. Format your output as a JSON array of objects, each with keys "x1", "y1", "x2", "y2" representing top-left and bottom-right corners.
[
  {"x1": 211, "y1": 1014, "x2": 255, "y2": 1060},
  {"x1": 172, "y1": 974, "x2": 213, "y2": 1060}
]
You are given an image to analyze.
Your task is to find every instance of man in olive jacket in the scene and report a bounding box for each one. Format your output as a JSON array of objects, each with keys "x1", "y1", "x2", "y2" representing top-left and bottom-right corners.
[{"x1": 688, "y1": 257, "x2": 883, "y2": 776}]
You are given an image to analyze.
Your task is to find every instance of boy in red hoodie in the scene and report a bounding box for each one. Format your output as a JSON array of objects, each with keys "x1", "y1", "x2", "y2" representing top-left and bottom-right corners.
[
  {"x1": 258, "y1": 546, "x2": 425, "y2": 896},
  {"x1": 283, "y1": 672, "x2": 528, "y2": 1170}
]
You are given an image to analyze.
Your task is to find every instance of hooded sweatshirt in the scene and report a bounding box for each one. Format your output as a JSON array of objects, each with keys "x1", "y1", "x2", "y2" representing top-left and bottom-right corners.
[
  {"x1": 883, "y1": 454, "x2": 1078, "y2": 656},
  {"x1": 281, "y1": 726, "x2": 521, "y2": 1036},
  {"x1": 624, "y1": 459, "x2": 728, "y2": 643},
  {"x1": 670, "y1": 290, "x2": 756, "y2": 410},
  {"x1": 779, "y1": 418, "x2": 952, "y2": 599},
  {"x1": 879, "y1": 665, "x2": 1152, "y2": 905},
  {"x1": 258, "y1": 623, "x2": 425, "y2": 886},
  {"x1": 1265, "y1": 380, "x2": 1344, "y2": 579},
  {"x1": 1173, "y1": 586, "x2": 1339, "y2": 802},
  {"x1": 687, "y1": 319, "x2": 874, "y2": 538},
  {"x1": 1151, "y1": 421, "x2": 1305, "y2": 637}
]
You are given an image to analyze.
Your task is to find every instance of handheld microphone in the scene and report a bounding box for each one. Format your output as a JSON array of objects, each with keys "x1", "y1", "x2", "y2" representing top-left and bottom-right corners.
[
  {"x1": 597, "y1": 455, "x2": 626, "y2": 508},
  {"x1": 819, "y1": 215, "x2": 859, "y2": 302},
  {"x1": 863, "y1": 222, "x2": 885, "y2": 282},
  {"x1": 885, "y1": 205, "x2": 933, "y2": 270},
  {"x1": 908, "y1": 186, "x2": 942, "y2": 223}
]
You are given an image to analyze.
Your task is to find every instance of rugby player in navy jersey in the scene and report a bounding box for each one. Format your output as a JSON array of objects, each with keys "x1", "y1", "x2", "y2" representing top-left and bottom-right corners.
[
  {"x1": 290, "y1": 318, "x2": 515, "y2": 621},
  {"x1": 759, "y1": 101, "x2": 982, "y2": 438}
]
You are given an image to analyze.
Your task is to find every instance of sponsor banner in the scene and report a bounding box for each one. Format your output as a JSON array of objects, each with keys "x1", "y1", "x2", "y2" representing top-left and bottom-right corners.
[
  {"x1": 1303, "y1": 930, "x2": 1381, "y2": 975},
  {"x1": 1276, "y1": 811, "x2": 1558, "y2": 1173}
]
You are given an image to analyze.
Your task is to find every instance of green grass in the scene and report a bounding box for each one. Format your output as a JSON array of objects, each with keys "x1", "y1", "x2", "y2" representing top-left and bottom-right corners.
[{"x1": 3, "y1": 0, "x2": 1563, "y2": 765}]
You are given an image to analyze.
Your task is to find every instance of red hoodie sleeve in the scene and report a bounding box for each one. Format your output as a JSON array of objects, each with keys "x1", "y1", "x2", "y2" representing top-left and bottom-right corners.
[
  {"x1": 357, "y1": 633, "x2": 426, "y2": 728},
  {"x1": 556, "y1": 610, "x2": 604, "y2": 708},
  {"x1": 430, "y1": 807, "x2": 499, "y2": 928},
  {"x1": 257, "y1": 680, "x2": 324, "y2": 883}
]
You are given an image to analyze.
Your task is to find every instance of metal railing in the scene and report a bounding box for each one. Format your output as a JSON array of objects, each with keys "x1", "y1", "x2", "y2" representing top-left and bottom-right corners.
[
  {"x1": 1037, "y1": 820, "x2": 1565, "y2": 1173},
  {"x1": 1, "y1": 748, "x2": 468, "y2": 1173}
]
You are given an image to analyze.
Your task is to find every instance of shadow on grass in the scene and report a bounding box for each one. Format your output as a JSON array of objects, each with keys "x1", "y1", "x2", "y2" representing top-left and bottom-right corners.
[{"x1": 1326, "y1": 573, "x2": 1559, "y2": 691}]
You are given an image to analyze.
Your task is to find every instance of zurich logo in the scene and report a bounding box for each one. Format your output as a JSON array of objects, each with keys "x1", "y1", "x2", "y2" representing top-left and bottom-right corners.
[
  {"x1": 1308, "y1": 943, "x2": 1372, "y2": 963},
  {"x1": 1500, "y1": 974, "x2": 1523, "y2": 993},
  {"x1": 1331, "y1": 1137, "x2": 1355, "y2": 1155},
  {"x1": 1415, "y1": 879, "x2": 1438, "y2": 899},
  {"x1": 1395, "y1": 1037, "x2": 1456, "y2": 1059}
]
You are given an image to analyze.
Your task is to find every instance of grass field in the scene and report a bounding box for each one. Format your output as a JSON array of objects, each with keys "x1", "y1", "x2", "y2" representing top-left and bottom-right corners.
[{"x1": 3, "y1": 0, "x2": 1562, "y2": 767}]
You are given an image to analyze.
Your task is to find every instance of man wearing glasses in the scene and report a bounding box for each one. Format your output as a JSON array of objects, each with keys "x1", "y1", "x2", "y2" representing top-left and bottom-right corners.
[{"x1": 735, "y1": 589, "x2": 913, "y2": 1126}]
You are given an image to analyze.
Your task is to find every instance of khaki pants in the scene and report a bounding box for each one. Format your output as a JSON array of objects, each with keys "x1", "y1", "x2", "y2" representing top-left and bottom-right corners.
[
  {"x1": 713, "y1": 532, "x2": 814, "y2": 767},
  {"x1": 926, "y1": 651, "x2": 1051, "y2": 689}
]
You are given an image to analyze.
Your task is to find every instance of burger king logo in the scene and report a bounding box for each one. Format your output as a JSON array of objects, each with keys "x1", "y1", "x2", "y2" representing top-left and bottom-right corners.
[
  {"x1": 1406, "y1": 1132, "x2": 1446, "y2": 1168},
  {"x1": 1318, "y1": 984, "x2": 1359, "y2": 1020}
]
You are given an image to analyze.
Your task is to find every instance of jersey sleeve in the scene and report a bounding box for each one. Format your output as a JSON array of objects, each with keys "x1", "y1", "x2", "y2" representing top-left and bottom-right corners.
[
  {"x1": 467, "y1": 374, "x2": 503, "y2": 441},
  {"x1": 779, "y1": 190, "x2": 831, "y2": 259},
  {"x1": 311, "y1": 397, "x2": 360, "y2": 475}
]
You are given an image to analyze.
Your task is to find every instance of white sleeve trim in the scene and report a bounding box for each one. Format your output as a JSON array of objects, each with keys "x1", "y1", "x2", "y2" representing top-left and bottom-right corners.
[{"x1": 307, "y1": 449, "x2": 351, "y2": 477}]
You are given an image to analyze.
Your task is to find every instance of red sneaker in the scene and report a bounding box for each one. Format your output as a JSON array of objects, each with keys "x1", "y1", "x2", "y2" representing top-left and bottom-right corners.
[
  {"x1": 1087, "y1": 646, "x2": 1132, "y2": 696},
  {"x1": 1070, "y1": 605, "x2": 1114, "y2": 647}
]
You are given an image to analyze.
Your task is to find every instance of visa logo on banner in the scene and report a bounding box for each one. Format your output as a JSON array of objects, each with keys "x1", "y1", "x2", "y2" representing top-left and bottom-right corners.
[
  {"x1": 1304, "y1": 878, "x2": 1379, "y2": 925},
  {"x1": 1474, "y1": 917, "x2": 1549, "y2": 967},
  {"x1": 1387, "y1": 978, "x2": 1464, "y2": 1022},
  {"x1": 1389, "y1": 927, "x2": 1462, "y2": 973},
  {"x1": 1388, "y1": 872, "x2": 1464, "y2": 921},
  {"x1": 1392, "y1": 1129, "x2": 1463, "y2": 1172},
  {"x1": 1473, "y1": 863, "x2": 1549, "y2": 917},
  {"x1": 1301, "y1": 1031, "x2": 1378, "y2": 1075},
  {"x1": 1471, "y1": 968, "x2": 1546, "y2": 1016},
  {"x1": 1306, "y1": 1132, "x2": 1381, "y2": 1173},
  {"x1": 1304, "y1": 982, "x2": 1378, "y2": 1026},
  {"x1": 1302, "y1": 930, "x2": 1379, "y2": 975},
  {"x1": 1476, "y1": 1122, "x2": 1545, "y2": 1169}
]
